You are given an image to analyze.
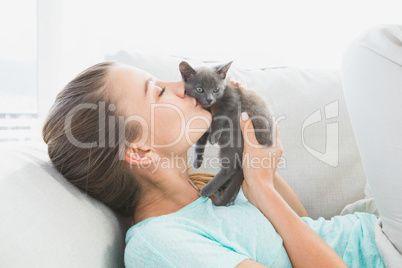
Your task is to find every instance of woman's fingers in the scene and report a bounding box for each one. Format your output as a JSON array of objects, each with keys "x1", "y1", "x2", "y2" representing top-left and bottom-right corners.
[
  {"x1": 228, "y1": 76, "x2": 247, "y2": 91},
  {"x1": 238, "y1": 83, "x2": 247, "y2": 91},
  {"x1": 239, "y1": 112, "x2": 261, "y2": 148},
  {"x1": 240, "y1": 113, "x2": 282, "y2": 151},
  {"x1": 228, "y1": 76, "x2": 238, "y2": 86}
]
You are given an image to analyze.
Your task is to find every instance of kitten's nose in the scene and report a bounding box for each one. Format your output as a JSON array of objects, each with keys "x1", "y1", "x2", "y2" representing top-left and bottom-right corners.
[{"x1": 206, "y1": 99, "x2": 213, "y2": 104}]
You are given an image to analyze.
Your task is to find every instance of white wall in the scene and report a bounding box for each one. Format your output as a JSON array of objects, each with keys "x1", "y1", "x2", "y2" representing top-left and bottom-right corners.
[
  {"x1": 59, "y1": 0, "x2": 401, "y2": 75},
  {"x1": 36, "y1": 0, "x2": 402, "y2": 115}
]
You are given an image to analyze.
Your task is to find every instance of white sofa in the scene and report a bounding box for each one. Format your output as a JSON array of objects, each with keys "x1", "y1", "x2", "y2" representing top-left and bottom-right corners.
[{"x1": 0, "y1": 52, "x2": 369, "y2": 267}]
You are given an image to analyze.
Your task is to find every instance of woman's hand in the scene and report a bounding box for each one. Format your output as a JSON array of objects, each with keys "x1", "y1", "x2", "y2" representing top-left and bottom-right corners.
[
  {"x1": 228, "y1": 76, "x2": 247, "y2": 91},
  {"x1": 239, "y1": 112, "x2": 283, "y2": 207},
  {"x1": 239, "y1": 114, "x2": 346, "y2": 267}
]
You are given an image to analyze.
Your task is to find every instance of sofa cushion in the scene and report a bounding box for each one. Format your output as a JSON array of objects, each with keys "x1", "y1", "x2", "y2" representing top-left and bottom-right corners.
[
  {"x1": 0, "y1": 143, "x2": 131, "y2": 268},
  {"x1": 106, "y1": 51, "x2": 367, "y2": 219}
]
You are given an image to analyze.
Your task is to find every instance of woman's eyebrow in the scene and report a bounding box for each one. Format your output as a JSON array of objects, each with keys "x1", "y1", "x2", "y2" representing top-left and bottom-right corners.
[{"x1": 144, "y1": 76, "x2": 155, "y2": 96}]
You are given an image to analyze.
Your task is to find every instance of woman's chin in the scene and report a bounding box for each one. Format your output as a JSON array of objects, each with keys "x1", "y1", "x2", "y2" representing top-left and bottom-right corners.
[
  {"x1": 203, "y1": 109, "x2": 213, "y2": 123},
  {"x1": 187, "y1": 131, "x2": 208, "y2": 146}
]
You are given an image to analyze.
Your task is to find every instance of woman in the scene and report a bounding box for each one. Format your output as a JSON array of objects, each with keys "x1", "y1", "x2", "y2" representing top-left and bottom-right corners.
[{"x1": 42, "y1": 25, "x2": 401, "y2": 267}]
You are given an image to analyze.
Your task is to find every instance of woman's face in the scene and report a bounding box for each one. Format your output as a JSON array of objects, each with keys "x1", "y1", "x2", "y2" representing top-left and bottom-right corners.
[{"x1": 109, "y1": 64, "x2": 212, "y2": 157}]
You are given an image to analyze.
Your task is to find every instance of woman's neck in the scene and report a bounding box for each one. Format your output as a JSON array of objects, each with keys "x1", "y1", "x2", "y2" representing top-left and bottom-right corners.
[{"x1": 132, "y1": 154, "x2": 201, "y2": 225}]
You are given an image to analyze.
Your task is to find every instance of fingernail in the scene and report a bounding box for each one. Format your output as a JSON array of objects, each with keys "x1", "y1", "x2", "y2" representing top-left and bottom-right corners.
[{"x1": 241, "y1": 112, "x2": 249, "y2": 121}]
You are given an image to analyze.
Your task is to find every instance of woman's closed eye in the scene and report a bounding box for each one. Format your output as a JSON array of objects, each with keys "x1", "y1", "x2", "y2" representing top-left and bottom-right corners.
[{"x1": 158, "y1": 87, "x2": 166, "y2": 97}]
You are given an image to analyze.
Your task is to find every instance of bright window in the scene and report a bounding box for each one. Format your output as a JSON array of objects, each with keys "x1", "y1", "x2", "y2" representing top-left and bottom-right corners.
[{"x1": 0, "y1": 1, "x2": 38, "y2": 142}]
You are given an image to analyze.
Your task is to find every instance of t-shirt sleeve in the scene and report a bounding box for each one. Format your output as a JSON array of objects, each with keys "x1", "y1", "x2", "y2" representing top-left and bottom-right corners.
[{"x1": 125, "y1": 226, "x2": 249, "y2": 268}]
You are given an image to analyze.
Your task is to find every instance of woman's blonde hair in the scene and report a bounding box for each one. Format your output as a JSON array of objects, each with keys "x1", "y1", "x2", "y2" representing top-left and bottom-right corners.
[{"x1": 42, "y1": 62, "x2": 213, "y2": 218}]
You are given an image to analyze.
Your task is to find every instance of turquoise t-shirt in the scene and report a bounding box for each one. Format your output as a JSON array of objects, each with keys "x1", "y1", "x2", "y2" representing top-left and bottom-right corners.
[{"x1": 125, "y1": 190, "x2": 384, "y2": 267}]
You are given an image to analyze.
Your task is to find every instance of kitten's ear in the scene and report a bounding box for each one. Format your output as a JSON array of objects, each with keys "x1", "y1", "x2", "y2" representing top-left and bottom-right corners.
[
  {"x1": 216, "y1": 61, "x2": 233, "y2": 79},
  {"x1": 179, "y1": 61, "x2": 196, "y2": 82}
]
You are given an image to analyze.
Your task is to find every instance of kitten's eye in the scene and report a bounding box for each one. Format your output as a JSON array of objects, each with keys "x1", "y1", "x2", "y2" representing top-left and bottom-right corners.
[
  {"x1": 196, "y1": 88, "x2": 204, "y2": 93},
  {"x1": 213, "y1": 87, "x2": 220, "y2": 93},
  {"x1": 158, "y1": 87, "x2": 166, "y2": 97}
]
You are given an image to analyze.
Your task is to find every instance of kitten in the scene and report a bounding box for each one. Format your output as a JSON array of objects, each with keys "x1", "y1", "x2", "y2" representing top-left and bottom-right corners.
[{"x1": 180, "y1": 61, "x2": 274, "y2": 206}]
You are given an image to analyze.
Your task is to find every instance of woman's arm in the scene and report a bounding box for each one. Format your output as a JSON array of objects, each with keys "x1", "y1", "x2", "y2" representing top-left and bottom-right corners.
[
  {"x1": 239, "y1": 113, "x2": 347, "y2": 268},
  {"x1": 252, "y1": 180, "x2": 346, "y2": 267},
  {"x1": 273, "y1": 172, "x2": 308, "y2": 217}
]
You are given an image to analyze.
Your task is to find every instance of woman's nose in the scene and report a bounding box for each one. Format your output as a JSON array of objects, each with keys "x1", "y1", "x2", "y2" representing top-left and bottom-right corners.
[{"x1": 167, "y1": 81, "x2": 186, "y2": 98}]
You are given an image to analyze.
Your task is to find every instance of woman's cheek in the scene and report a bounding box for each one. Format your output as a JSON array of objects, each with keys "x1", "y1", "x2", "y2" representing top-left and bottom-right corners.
[
  {"x1": 150, "y1": 104, "x2": 212, "y2": 151},
  {"x1": 151, "y1": 106, "x2": 185, "y2": 147}
]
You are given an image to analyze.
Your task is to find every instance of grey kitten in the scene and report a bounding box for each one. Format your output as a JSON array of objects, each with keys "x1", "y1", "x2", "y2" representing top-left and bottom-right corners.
[{"x1": 179, "y1": 61, "x2": 274, "y2": 206}]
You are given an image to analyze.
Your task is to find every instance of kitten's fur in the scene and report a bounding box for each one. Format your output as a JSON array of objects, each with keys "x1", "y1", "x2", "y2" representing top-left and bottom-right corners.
[{"x1": 180, "y1": 61, "x2": 274, "y2": 206}]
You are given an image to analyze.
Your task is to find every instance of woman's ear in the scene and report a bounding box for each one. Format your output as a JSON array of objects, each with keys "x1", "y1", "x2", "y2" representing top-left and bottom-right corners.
[{"x1": 125, "y1": 144, "x2": 160, "y2": 167}]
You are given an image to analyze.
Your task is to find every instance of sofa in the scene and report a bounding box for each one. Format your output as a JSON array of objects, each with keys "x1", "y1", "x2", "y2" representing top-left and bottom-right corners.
[{"x1": 0, "y1": 51, "x2": 377, "y2": 267}]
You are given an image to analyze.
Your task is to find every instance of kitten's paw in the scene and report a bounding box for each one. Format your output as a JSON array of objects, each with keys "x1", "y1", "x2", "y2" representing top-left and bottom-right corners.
[
  {"x1": 213, "y1": 194, "x2": 234, "y2": 206},
  {"x1": 212, "y1": 197, "x2": 224, "y2": 206},
  {"x1": 193, "y1": 158, "x2": 203, "y2": 169},
  {"x1": 200, "y1": 185, "x2": 215, "y2": 197},
  {"x1": 213, "y1": 187, "x2": 236, "y2": 206}
]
